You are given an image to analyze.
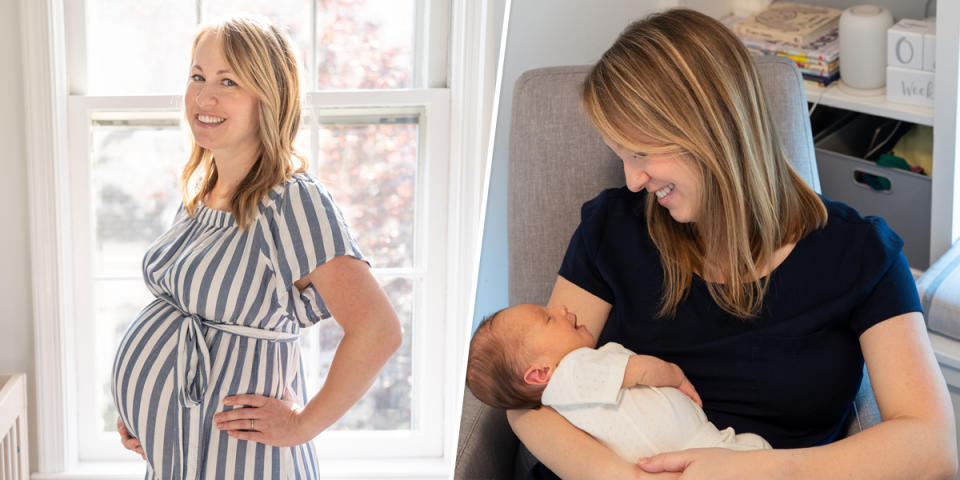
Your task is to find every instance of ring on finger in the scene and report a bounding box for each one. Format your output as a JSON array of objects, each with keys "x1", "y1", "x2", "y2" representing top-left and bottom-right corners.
[{"x1": 250, "y1": 419, "x2": 254, "y2": 430}]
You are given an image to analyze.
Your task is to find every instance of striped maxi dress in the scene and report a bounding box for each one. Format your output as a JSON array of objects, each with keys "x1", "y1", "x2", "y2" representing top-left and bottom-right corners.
[{"x1": 112, "y1": 173, "x2": 364, "y2": 479}]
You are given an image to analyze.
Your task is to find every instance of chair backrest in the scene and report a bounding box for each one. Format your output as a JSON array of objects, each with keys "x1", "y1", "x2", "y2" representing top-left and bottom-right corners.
[{"x1": 456, "y1": 56, "x2": 876, "y2": 480}]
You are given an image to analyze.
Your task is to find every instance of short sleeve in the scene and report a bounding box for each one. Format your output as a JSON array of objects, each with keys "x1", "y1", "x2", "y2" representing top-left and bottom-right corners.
[
  {"x1": 268, "y1": 175, "x2": 365, "y2": 324},
  {"x1": 541, "y1": 344, "x2": 630, "y2": 407},
  {"x1": 848, "y1": 216, "x2": 922, "y2": 335},
  {"x1": 558, "y1": 192, "x2": 617, "y2": 304},
  {"x1": 169, "y1": 203, "x2": 187, "y2": 227}
]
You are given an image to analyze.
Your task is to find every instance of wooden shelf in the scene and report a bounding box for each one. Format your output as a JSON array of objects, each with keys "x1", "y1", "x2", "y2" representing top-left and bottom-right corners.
[{"x1": 806, "y1": 83, "x2": 934, "y2": 126}]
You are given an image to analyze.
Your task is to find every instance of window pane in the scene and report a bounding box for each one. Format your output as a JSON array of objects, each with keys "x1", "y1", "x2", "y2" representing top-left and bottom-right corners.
[
  {"x1": 93, "y1": 280, "x2": 156, "y2": 433},
  {"x1": 87, "y1": 113, "x2": 417, "y2": 434},
  {"x1": 316, "y1": 0, "x2": 416, "y2": 89},
  {"x1": 91, "y1": 118, "x2": 186, "y2": 277},
  {"x1": 300, "y1": 277, "x2": 413, "y2": 430},
  {"x1": 201, "y1": 0, "x2": 312, "y2": 82},
  {"x1": 311, "y1": 117, "x2": 417, "y2": 269},
  {"x1": 86, "y1": 1, "x2": 195, "y2": 95}
]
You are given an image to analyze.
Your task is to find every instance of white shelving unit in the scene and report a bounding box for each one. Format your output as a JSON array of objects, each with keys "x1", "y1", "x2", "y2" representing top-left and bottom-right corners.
[
  {"x1": 688, "y1": 0, "x2": 959, "y2": 265},
  {"x1": 806, "y1": 83, "x2": 934, "y2": 126},
  {"x1": 693, "y1": 0, "x2": 960, "y2": 474},
  {"x1": 801, "y1": 2, "x2": 958, "y2": 268}
]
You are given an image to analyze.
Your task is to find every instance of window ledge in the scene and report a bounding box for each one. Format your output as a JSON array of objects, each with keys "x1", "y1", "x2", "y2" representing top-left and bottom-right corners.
[{"x1": 31, "y1": 458, "x2": 450, "y2": 480}]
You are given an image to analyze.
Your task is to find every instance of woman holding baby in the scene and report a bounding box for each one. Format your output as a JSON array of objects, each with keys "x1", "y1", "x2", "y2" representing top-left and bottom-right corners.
[{"x1": 508, "y1": 9, "x2": 956, "y2": 480}]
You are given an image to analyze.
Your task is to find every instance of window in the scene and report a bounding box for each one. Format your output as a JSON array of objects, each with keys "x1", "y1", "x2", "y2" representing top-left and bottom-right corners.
[{"x1": 66, "y1": 0, "x2": 451, "y2": 467}]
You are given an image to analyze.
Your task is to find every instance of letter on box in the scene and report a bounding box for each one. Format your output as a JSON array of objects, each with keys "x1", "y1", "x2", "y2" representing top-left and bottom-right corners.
[
  {"x1": 886, "y1": 66, "x2": 934, "y2": 107},
  {"x1": 886, "y1": 19, "x2": 927, "y2": 70}
]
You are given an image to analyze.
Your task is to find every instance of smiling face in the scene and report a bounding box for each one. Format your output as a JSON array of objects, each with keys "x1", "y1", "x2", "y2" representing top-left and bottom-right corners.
[
  {"x1": 602, "y1": 135, "x2": 704, "y2": 224},
  {"x1": 185, "y1": 31, "x2": 261, "y2": 160},
  {"x1": 503, "y1": 304, "x2": 595, "y2": 370}
]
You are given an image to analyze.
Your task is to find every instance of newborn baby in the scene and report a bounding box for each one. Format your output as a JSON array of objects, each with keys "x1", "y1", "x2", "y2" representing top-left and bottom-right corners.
[{"x1": 466, "y1": 304, "x2": 771, "y2": 462}]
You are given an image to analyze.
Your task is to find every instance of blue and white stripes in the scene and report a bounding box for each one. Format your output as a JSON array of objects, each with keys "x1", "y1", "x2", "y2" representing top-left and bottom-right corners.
[{"x1": 112, "y1": 174, "x2": 363, "y2": 479}]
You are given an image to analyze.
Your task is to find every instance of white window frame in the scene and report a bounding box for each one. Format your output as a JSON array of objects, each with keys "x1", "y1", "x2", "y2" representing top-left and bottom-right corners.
[{"x1": 22, "y1": 0, "x2": 498, "y2": 477}]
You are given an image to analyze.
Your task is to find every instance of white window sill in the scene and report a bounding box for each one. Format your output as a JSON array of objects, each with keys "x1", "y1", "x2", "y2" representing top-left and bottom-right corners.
[{"x1": 31, "y1": 458, "x2": 451, "y2": 480}]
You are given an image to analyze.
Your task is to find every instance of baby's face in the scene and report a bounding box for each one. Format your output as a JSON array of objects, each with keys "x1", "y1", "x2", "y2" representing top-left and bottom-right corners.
[{"x1": 502, "y1": 304, "x2": 596, "y2": 365}]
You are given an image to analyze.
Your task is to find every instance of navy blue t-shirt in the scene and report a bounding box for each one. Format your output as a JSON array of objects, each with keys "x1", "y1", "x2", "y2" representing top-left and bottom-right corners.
[{"x1": 557, "y1": 188, "x2": 921, "y2": 449}]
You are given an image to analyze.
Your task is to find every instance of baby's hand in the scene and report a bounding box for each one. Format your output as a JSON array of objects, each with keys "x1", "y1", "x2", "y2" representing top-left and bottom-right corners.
[
  {"x1": 625, "y1": 355, "x2": 703, "y2": 407},
  {"x1": 675, "y1": 375, "x2": 703, "y2": 407}
]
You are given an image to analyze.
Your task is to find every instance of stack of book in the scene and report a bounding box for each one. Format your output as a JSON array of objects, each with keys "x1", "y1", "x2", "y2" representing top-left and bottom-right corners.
[{"x1": 724, "y1": 2, "x2": 842, "y2": 87}]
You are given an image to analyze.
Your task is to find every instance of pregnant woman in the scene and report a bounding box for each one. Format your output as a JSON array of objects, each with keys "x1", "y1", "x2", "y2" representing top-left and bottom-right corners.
[
  {"x1": 111, "y1": 16, "x2": 401, "y2": 479},
  {"x1": 508, "y1": 9, "x2": 956, "y2": 480}
]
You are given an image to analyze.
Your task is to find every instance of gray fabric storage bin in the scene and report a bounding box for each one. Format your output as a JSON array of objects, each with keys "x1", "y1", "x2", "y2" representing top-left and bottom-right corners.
[
  {"x1": 815, "y1": 115, "x2": 932, "y2": 269},
  {"x1": 809, "y1": 105, "x2": 857, "y2": 142}
]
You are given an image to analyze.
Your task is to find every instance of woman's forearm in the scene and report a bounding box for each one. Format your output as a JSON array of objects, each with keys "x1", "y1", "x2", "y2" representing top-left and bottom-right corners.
[
  {"x1": 637, "y1": 416, "x2": 955, "y2": 480},
  {"x1": 299, "y1": 315, "x2": 402, "y2": 437},
  {"x1": 734, "y1": 316, "x2": 957, "y2": 480},
  {"x1": 687, "y1": 415, "x2": 956, "y2": 480},
  {"x1": 298, "y1": 328, "x2": 401, "y2": 436},
  {"x1": 297, "y1": 255, "x2": 403, "y2": 438},
  {"x1": 780, "y1": 415, "x2": 956, "y2": 479},
  {"x1": 508, "y1": 407, "x2": 675, "y2": 480}
]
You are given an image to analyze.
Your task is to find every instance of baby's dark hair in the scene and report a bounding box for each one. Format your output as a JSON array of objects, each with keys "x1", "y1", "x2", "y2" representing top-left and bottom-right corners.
[{"x1": 466, "y1": 307, "x2": 546, "y2": 410}]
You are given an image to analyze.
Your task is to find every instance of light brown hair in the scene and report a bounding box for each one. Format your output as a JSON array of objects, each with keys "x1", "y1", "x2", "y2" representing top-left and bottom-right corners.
[
  {"x1": 180, "y1": 15, "x2": 306, "y2": 229},
  {"x1": 466, "y1": 309, "x2": 546, "y2": 410},
  {"x1": 581, "y1": 9, "x2": 827, "y2": 318}
]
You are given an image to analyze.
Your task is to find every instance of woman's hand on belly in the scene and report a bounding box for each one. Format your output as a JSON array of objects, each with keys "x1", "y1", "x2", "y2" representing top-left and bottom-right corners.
[
  {"x1": 116, "y1": 417, "x2": 146, "y2": 460},
  {"x1": 213, "y1": 387, "x2": 313, "y2": 447}
]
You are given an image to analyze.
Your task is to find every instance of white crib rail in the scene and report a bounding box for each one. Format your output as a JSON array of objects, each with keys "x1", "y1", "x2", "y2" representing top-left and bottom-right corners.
[{"x1": 0, "y1": 374, "x2": 28, "y2": 480}]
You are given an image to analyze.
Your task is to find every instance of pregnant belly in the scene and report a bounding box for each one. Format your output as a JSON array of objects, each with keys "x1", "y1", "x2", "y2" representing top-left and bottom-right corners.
[
  {"x1": 112, "y1": 298, "x2": 301, "y2": 441},
  {"x1": 112, "y1": 298, "x2": 187, "y2": 440}
]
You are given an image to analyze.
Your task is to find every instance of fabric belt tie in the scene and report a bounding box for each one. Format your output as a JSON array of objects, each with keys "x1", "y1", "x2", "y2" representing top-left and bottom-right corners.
[{"x1": 158, "y1": 294, "x2": 300, "y2": 409}]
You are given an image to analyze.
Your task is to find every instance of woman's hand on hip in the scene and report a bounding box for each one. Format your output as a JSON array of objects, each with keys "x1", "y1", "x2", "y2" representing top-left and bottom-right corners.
[
  {"x1": 214, "y1": 388, "x2": 313, "y2": 447},
  {"x1": 116, "y1": 417, "x2": 146, "y2": 460}
]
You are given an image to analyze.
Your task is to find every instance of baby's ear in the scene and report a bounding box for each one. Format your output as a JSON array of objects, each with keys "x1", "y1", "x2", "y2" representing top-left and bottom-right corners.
[{"x1": 523, "y1": 365, "x2": 552, "y2": 386}]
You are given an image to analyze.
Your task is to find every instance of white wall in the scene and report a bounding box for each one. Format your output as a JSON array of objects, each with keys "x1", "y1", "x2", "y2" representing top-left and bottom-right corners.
[{"x1": 0, "y1": 0, "x2": 37, "y2": 472}]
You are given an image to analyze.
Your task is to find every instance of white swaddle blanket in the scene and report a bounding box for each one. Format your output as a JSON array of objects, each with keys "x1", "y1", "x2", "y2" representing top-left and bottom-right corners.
[{"x1": 541, "y1": 342, "x2": 771, "y2": 462}]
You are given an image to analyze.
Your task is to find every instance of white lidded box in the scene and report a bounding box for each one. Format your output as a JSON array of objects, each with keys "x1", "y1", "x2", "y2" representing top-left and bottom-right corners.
[
  {"x1": 887, "y1": 18, "x2": 928, "y2": 70},
  {"x1": 887, "y1": 65, "x2": 935, "y2": 106}
]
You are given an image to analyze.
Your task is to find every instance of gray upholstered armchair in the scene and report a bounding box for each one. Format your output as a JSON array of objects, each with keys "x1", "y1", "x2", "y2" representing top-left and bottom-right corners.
[{"x1": 455, "y1": 56, "x2": 881, "y2": 479}]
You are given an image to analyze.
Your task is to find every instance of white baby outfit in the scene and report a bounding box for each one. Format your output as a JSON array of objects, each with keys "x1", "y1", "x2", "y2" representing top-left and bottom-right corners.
[{"x1": 540, "y1": 342, "x2": 771, "y2": 462}]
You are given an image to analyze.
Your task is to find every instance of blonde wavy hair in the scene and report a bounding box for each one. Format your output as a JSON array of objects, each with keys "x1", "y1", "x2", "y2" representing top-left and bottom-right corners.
[
  {"x1": 181, "y1": 15, "x2": 306, "y2": 229},
  {"x1": 581, "y1": 9, "x2": 827, "y2": 319}
]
